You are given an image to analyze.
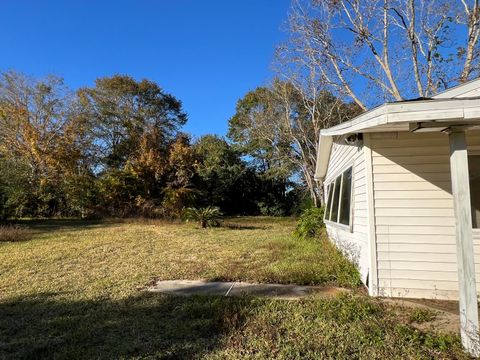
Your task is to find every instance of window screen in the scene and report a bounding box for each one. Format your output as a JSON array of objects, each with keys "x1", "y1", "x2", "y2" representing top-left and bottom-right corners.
[
  {"x1": 339, "y1": 168, "x2": 352, "y2": 225},
  {"x1": 469, "y1": 155, "x2": 480, "y2": 228},
  {"x1": 330, "y1": 176, "x2": 342, "y2": 222}
]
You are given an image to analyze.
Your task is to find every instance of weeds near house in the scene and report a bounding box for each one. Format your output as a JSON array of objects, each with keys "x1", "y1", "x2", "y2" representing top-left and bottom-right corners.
[
  {"x1": 408, "y1": 307, "x2": 437, "y2": 324},
  {"x1": 184, "y1": 206, "x2": 222, "y2": 228},
  {"x1": 294, "y1": 206, "x2": 325, "y2": 239},
  {"x1": 0, "y1": 224, "x2": 32, "y2": 242}
]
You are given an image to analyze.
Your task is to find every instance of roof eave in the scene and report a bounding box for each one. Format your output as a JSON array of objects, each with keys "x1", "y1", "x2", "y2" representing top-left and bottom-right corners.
[
  {"x1": 320, "y1": 98, "x2": 480, "y2": 137},
  {"x1": 313, "y1": 135, "x2": 333, "y2": 181}
]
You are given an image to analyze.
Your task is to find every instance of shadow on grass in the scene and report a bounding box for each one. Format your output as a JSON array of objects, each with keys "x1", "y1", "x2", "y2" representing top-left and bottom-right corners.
[
  {"x1": 0, "y1": 292, "x2": 258, "y2": 359},
  {"x1": 7, "y1": 218, "x2": 106, "y2": 233},
  {"x1": 221, "y1": 222, "x2": 268, "y2": 230},
  {"x1": 4, "y1": 218, "x2": 277, "y2": 236}
]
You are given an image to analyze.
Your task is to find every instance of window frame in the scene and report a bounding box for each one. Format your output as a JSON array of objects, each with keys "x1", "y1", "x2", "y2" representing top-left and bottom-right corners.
[
  {"x1": 324, "y1": 182, "x2": 334, "y2": 222},
  {"x1": 338, "y1": 167, "x2": 353, "y2": 226},
  {"x1": 324, "y1": 165, "x2": 354, "y2": 232},
  {"x1": 468, "y1": 150, "x2": 480, "y2": 230}
]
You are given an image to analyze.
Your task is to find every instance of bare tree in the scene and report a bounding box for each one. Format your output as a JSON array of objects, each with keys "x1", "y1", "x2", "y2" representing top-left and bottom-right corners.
[
  {"x1": 459, "y1": 0, "x2": 480, "y2": 81},
  {"x1": 262, "y1": 0, "x2": 480, "y2": 206},
  {"x1": 228, "y1": 79, "x2": 358, "y2": 207},
  {"x1": 284, "y1": 0, "x2": 480, "y2": 108}
]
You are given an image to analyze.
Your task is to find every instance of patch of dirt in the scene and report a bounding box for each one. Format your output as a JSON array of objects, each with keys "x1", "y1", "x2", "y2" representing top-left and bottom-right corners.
[
  {"x1": 311, "y1": 286, "x2": 352, "y2": 298},
  {"x1": 382, "y1": 297, "x2": 463, "y2": 333}
]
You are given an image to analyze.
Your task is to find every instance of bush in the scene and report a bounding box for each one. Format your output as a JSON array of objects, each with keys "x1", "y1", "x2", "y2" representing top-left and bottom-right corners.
[
  {"x1": 0, "y1": 224, "x2": 33, "y2": 242},
  {"x1": 294, "y1": 206, "x2": 325, "y2": 239},
  {"x1": 183, "y1": 206, "x2": 222, "y2": 228}
]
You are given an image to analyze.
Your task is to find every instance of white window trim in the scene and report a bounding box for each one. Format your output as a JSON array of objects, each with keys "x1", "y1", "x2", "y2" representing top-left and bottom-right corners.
[
  {"x1": 324, "y1": 183, "x2": 334, "y2": 222},
  {"x1": 324, "y1": 165, "x2": 354, "y2": 232}
]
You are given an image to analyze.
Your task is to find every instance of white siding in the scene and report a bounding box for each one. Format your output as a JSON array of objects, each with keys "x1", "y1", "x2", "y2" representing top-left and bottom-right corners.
[
  {"x1": 324, "y1": 137, "x2": 369, "y2": 284},
  {"x1": 370, "y1": 130, "x2": 480, "y2": 300}
]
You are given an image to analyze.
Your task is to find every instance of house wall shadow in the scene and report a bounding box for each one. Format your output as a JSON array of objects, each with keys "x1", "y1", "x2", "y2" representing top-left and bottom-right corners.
[
  {"x1": 0, "y1": 292, "x2": 258, "y2": 359},
  {"x1": 371, "y1": 140, "x2": 453, "y2": 196},
  {"x1": 371, "y1": 130, "x2": 480, "y2": 198}
]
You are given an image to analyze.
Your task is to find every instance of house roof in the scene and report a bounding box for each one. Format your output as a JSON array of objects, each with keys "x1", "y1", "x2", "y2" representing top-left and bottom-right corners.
[
  {"x1": 320, "y1": 97, "x2": 480, "y2": 137},
  {"x1": 314, "y1": 79, "x2": 480, "y2": 181}
]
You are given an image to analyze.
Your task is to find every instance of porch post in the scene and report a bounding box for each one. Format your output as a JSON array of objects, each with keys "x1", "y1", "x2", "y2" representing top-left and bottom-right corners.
[{"x1": 448, "y1": 128, "x2": 480, "y2": 356}]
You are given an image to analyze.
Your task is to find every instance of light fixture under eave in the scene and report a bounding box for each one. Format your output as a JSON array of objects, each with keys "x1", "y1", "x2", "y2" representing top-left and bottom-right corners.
[{"x1": 344, "y1": 133, "x2": 363, "y2": 145}]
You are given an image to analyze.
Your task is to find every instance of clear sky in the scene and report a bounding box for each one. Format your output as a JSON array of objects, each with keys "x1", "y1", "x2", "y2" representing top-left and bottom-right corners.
[{"x1": 0, "y1": 0, "x2": 291, "y2": 137}]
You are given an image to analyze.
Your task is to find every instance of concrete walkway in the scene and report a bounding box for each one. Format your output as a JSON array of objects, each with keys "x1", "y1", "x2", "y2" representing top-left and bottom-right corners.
[{"x1": 148, "y1": 280, "x2": 345, "y2": 299}]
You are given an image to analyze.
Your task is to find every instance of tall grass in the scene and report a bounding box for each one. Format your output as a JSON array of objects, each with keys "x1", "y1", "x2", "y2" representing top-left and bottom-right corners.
[{"x1": 0, "y1": 224, "x2": 32, "y2": 242}]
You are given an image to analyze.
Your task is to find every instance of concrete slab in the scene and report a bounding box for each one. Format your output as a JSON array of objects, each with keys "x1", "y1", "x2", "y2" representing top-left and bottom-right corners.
[
  {"x1": 148, "y1": 280, "x2": 234, "y2": 296},
  {"x1": 148, "y1": 280, "x2": 346, "y2": 299},
  {"x1": 228, "y1": 282, "x2": 316, "y2": 299}
]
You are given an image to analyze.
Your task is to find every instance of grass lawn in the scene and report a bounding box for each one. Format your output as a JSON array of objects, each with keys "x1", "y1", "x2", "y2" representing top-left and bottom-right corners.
[{"x1": 0, "y1": 217, "x2": 469, "y2": 359}]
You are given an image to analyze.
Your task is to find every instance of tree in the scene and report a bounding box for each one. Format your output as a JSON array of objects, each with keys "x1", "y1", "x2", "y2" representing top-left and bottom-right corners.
[
  {"x1": 160, "y1": 134, "x2": 197, "y2": 218},
  {"x1": 78, "y1": 75, "x2": 189, "y2": 217},
  {"x1": 77, "y1": 75, "x2": 187, "y2": 171},
  {"x1": 0, "y1": 71, "x2": 90, "y2": 216},
  {"x1": 0, "y1": 156, "x2": 31, "y2": 219},
  {"x1": 193, "y1": 135, "x2": 258, "y2": 214},
  {"x1": 285, "y1": 0, "x2": 480, "y2": 110},
  {"x1": 228, "y1": 81, "x2": 358, "y2": 206}
]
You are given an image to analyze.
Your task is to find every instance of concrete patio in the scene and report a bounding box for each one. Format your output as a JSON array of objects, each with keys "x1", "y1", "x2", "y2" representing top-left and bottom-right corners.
[{"x1": 148, "y1": 280, "x2": 346, "y2": 299}]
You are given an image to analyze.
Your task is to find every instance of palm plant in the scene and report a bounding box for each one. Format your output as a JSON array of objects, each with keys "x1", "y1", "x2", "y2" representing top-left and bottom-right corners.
[{"x1": 183, "y1": 206, "x2": 222, "y2": 228}]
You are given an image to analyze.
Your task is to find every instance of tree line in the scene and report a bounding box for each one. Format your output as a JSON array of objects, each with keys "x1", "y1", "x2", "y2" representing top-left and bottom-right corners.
[{"x1": 0, "y1": 72, "x2": 314, "y2": 219}]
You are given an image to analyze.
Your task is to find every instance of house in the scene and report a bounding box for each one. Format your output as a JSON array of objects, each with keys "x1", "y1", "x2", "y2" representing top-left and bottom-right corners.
[{"x1": 314, "y1": 79, "x2": 480, "y2": 354}]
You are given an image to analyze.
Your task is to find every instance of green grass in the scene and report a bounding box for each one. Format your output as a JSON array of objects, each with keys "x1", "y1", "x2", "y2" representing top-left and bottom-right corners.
[
  {"x1": 0, "y1": 217, "x2": 469, "y2": 359},
  {"x1": 0, "y1": 217, "x2": 360, "y2": 301},
  {"x1": 408, "y1": 307, "x2": 438, "y2": 324}
]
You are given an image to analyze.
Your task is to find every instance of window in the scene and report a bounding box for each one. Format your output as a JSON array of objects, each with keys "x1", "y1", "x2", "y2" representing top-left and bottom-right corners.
[
  {"x1": 325, "y1": 183, "x2": 334, "y2": 221},
  {"x1": 330, "y1": 176, "x2": 342, "y2": 221},
  {"x1": 469, "y1": 155, "x2": 480, "y2": 228},
  {"x1": 339, "y1": 168, "x2": 352, "y2": 225},
  {"x1": 324, "y1": 167, "x2": 353, "y2": 226}
]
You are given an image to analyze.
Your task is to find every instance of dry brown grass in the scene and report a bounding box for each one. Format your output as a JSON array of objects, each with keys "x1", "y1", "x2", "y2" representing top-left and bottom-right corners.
[{"x1": 0, "y1": 224, "x2": 32, "y2": 242}]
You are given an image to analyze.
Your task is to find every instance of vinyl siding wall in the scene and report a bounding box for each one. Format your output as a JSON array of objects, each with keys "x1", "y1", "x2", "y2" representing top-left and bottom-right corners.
[
  {"x1": 324, "y1": 137, "x2": 369, "y2": 284},
  {"x1": 370, "y1": 130, "x2": 480, "y2": 300}
]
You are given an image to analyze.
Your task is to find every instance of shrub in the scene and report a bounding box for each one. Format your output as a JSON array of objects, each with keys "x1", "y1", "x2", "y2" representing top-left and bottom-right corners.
[
  {"x1": 0, "y1": 224, "x2": 33, "y2": 242},
  {"x1": 183, "y1": 206, "x2": 222, "y2": 228},
  {"x1": 294, "y1": 206, "x2": 325, "y2": 239}
]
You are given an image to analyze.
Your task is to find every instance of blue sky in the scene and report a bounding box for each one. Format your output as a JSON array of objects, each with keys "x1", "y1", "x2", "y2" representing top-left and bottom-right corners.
[{"x1": 0, "y1": 0, "x2": 291, "y2": 136}]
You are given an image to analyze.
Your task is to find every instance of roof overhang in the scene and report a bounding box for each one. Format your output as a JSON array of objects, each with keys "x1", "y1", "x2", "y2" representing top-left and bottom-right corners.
[
  {"x1": 314, "y1": 135, "x2": 333, "y2": 181},
  {"x1": 320, "y1": 98, "x2": 480, "y2": 137},
  {"x1": 314, "y1": 97, "x2": 480, "y2": 181}
]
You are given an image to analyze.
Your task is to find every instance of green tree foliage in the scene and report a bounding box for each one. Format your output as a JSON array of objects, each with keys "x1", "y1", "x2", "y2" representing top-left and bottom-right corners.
[
  {"x1": 193, "y1": 135, "x2": 255, "y2": 214},
  {"x1": 0, "y1": 157, "x2": 31, "y2": 219},
  {"x1": 78, "y1": 75, "x2": 187, "y2": 170},
  {"x1": 77, "y1": 75, "x2": 192, "y2": 217}
]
